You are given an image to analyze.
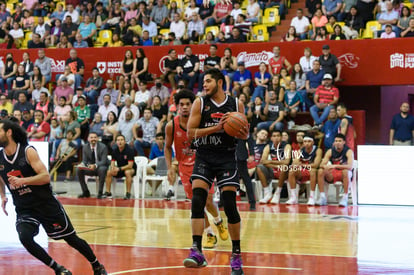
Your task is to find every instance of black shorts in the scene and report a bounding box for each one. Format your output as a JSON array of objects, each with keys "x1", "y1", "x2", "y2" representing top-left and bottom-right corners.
[
  {"x1": 191, "y1": 151, "x2": 239, "y2": 189},
  {"x1": 16, "y1": 199, "x2": 75, "y2": 240},
  {"x1": 115, "y1": 168, "x2": 136, "y2": 178}
]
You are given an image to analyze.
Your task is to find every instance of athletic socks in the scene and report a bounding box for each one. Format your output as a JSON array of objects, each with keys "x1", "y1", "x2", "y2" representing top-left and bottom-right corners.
[
  {"x1": 232, "y1": 240, "x2": 241, "y2": 254},
  {"x1": 168, "y1": 185, "x2": 174, "y2": 191},
  {"x1": 204, "y1": 226, "x2": 214, "y2": 236},
  {"x1": 310, "y1": 191, "x2": 315, "y2": 198},
  {"x1": 276, "y1": 187, "x2": 282, "y2": 194},
  {"x1": 213, "y1": 216, "x2": 222, "y2": 224},
  {"x1": 320, "y1": 192, "x2": 326, "y2": 198},
  {"x1": 193, "y1": 235, "x2": 203, "y2": 252}
]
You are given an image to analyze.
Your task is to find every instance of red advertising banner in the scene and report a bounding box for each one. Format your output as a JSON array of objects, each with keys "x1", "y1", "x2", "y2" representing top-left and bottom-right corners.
[{"x1": 2, "y1": 38, "x2": 414, "y2": 86}]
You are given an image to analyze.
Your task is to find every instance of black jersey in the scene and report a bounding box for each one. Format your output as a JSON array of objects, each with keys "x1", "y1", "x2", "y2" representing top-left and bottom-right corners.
[
  {"x1": 300, "y1": 145, "x2": 317, "y2": 164},
  {"x1": 269, "y1": 141, "x2": 288, "y2": 161},
  {"x1": 193, "y1": 95, "x2": 238, "y2": 154},
  {"x1": 253, "y1": 142, "x2": 267, "y2": 163},
  {"x1": 330, "y1": 145, "x2": 350, "y2": 165},
  {"x1": 0, "y1": 143, "x2": 55, "y2": 211}
]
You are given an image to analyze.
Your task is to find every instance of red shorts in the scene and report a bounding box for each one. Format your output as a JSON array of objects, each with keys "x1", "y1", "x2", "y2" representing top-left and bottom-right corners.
[
  {"x1": 329, "y1": 169, "x2": 351, "y2": 183},
  {"x1": 179, "y1": 165, "x2": 215, "y2": 199},
  {"x1": 272, "y1": 169, "x2": 282, "y2": 179},
  {"x1": 299, "y1": 169, "x2": 310, "y2": 183}
]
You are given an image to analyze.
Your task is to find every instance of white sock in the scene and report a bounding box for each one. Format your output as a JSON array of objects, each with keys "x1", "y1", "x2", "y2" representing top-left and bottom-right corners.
[
  {"x1": 290, "y1": 189, "x2": 297, "y2": 200},
  {"x1": 320, "y1": 192, "x2": 326, "y2": 198},
  {"x1": 276, "y1": 187, "x2": 282, "y2": 194},
  {"x1": 168, "y1": 185, "x2": 174, "y2": 191},
  {"x1": 213, "y1": 216, "x2": 221, "y2": 224},
  {"x1": 204, "y1": 226, "x2": 214, "y2": 235},
  {"x1": 310, "y1": 191, "x2": 315, "y2": 198}
]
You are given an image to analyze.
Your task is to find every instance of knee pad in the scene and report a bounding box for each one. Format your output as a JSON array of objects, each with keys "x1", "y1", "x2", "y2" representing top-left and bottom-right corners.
[
  {"x1": 191, "y1": 188, "x2": 208, "y2": 219},
  {"x1": 222, "y1": 191, "x2": 241, "y2": 224}
]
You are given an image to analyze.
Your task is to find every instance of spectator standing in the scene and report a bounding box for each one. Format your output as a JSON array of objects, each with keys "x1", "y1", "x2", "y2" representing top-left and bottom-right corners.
[
  {"x1": 389, "y1": 102, "x2": 414, "y2": 145},
  {"x1": 319, "y1": 44, "x2": 341, "y2": 82}
]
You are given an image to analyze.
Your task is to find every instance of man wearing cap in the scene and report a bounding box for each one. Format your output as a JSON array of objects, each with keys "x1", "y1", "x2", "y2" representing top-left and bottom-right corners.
[
  {"x1": 287, "y1": 134, "x2": 322, "y2": 205},
  {"x1": 232, "y1": 61, "x2": 252, "y2": 97},
  {"x1": 310, "y1": 73, "x2": 339, "y2": 128},
  {"x1": 319, "y1": 45, "x2": 341, "y2": 82},
  {"x1": 0, "y1": 109, "x2": 8, "y2": 120},
  {"x1": 27, "y1": 110, "x2": 51, "y2": 142},
  {"x1": 53, "y1": 76, "x2": 74, "y2": 106}
]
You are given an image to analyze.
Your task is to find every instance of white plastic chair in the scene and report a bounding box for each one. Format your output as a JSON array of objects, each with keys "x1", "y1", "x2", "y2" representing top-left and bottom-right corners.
[
  {"x1": 133, "y1": 156, "x2": 149, "y2": 199},
  {"x1": 141, "y1": 157, "x2": 168, "y2": 199}
]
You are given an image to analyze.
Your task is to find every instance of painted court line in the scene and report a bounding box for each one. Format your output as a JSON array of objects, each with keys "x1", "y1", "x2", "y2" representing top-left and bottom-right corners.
[{"x1": 109, "y1": 265, "x2": 302, "y2": 274}]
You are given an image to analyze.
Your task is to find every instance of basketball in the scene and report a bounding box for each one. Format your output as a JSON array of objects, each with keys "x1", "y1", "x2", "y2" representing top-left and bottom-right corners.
[{"x1": 223, "y1": 112, "x2": 248, "y2": 138}]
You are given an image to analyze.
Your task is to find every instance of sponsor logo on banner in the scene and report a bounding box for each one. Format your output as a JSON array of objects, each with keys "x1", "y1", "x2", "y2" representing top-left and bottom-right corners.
[
  {"x1": 51, "y1": 59, "x2": 65, "y2": 73},
  {"x1": 96, "y1": 61, "x2": 122, "y2": 74},
  {"x1": 390, "y1": 53, "x2": 414, "y2": 68},
  {"x1": 338, "y1": 53, "x2": 360, "y2": 69},
  {"x1": 236, "y1": 51, "x2": 273, "y2": 67}
]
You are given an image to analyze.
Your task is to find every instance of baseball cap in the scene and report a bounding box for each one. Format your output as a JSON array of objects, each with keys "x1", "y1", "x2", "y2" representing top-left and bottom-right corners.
[
  {"x1": 76, "y1": 86, "x2": 83, "y2": 91},
  {"x1": 322, "y1": 44, "x2": 330, "y2": 50},
  {"x1": 237, "y1": 61, "x2": 245, "y2": 66},
  {"x1": 61, "y1": 76, "x2": 68, "y2": 81},
  {"x1": 323, "y1": 73, "x2": 333, "y2": 80},
  {"x1": 78, "y1": 95, "x2": 86, "y2": 100},
  {"x1": 0, "y1": 110, "x2": 8, "y2": 117},
  {"x1": 22, "y1": 108, "x2": 30, "y2": 114}
]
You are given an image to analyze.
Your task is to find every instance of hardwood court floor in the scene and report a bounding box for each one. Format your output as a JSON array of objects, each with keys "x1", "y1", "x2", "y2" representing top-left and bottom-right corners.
[{"x1": 1, "y1": 197, "x2": 414, "y2": 275}]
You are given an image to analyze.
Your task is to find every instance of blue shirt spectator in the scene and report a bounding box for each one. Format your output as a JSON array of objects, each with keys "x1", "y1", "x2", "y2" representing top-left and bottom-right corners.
[
  {"x1": 390, "y1": 106, "x2": 414, "y2": 143},
  {"x1": 321, "y1": 111, "x2": 340, "y2": 148},
  {"x1": 306, "y1": 67, "x2": 325, "y2": 89}
]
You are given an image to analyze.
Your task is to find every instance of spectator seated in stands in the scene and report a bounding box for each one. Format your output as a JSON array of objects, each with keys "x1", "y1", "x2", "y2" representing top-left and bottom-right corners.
[
  {"x1": 246, "y1": 0, "x2": 261, "y2": 23},
  {"x1": 74, "y1": 95, "x2": 91, "y2": 140},
  {"x1": 291, "y1": 63, "x2": 307, "y2": 109},
  {"x1": 316, "y1": 133, "x2": 353, "y2": 207},
  {"x1": 252, "y1": 62, "x2": 271, "y2": 103},
  {"x1": 226, "y1": 27, "x2": 246, "y2": 43},
  {"x1": 102, "y1": 111, "x2": 119, "y2": 152},
  {"x1": 342, "y1": 6, "x2": 364, "y2": 39},
  {"x1": 77, "y1": 132, "x2": 110, "y2": 199},
  {"x1": 61, "y1": 110, "x2": 82, "y2": 148},
  {"x1": 9, "y1": 22, "x2": 24, "y2": 48},
  {"x1": 61, "y1": 16, "x2": 77, "y2": 44},
  {"x1": 14, "y1": 92, "x2": 34, "y2": 117},
  {"x1": 208, "y1": 0, "x2": 232, "y2": 26},
  {"x1": 133, "y1": 108, "x2": 160, "y2": 156},
  {"x1": 77, "y1": 15, "x2": 97, "y2": 47},
  {"x1": 247, "y1": 97, "x2": 266, "y2": 134},
  {"x1": 98, "y1": 79, "x2": 118, "y2": 107},
  {"x1": 235, "y1": 14, "x2": 252, "y2": 39},
  {"x1": 257, "y1": 90, "x2": 285, "y2": 131},
  {"x1": 84, "y1": 67, "x2": 104, "y2": 105},
  {"x1": 268, "y1": 46, "x2": 292, "y2": 77},
  {"x1": 150, "y1": 0, "x2": 169, "y2": 28},
  {"x1": 184, "y1": 0, "x2": 199, "y2": 21},
  {"x1": 141, "y1": 16, "x2": 158, "y2": 39},
  {"x1": 141, "y1": 30, "x2": 154, "y2": 46},
  {"x1": 160, "y1": 32, "x2": 182, "y2": 46},
  {"x1": 0, "y1": 94, "x2": 12, "y2": 115},
  {"x1": 220, "y1": 15, "x2": 235, "y2": 40},
  {"x1": 310, "y1": 73, "x2": 339, "y2": 128},
  {"x1": 256, "y1": 130, "x2": 292, "y2": 204},
  {"x1": 397, "y1": 6, "x2": 411, "y2": 34},
  {"x1": 281, "y1": 26, "x2": 300, "y2": 42},
  {"x1": 28, "y1": 33, "x2": 46, "y2": 49},
  {"x1": 49, "y1": 117, "x2": 63, "y2": 161},
  {"x1": 401, "y1": 17, "x2": 414, "y2": 38},
  {"x1": 186, "y1": 12, "x2": 205, "y2": 44},
  {"x1": 0, "y1": 53, "x2": 17, "y2": 94},
  {"x1": 53, "y1": 77, "x2": 74, "y2": 106},
  {"x1": 22, "y1": 9, "x2": 34, "y2": 31},
  {"x1": 175, "y1": 46, "x2": 200, "y2": 90},
  {"x1": 31, "y1": 80, "x2": 49, "y2": 106},
  {"x1": 311, "y1": 8, "x2": 328, "y2": 39},
  {"x1": 66, "y1": 49, "x2": 85, "y2": 90},
  {"x1": 34, "y1": 91, "x2": 52, "y2": 123},
  {"x1": 330, "y1": 24, "x2": 347, "y2": 40},
  {"x1": 232, "y1": 61, "x2": 252, "y2": 97},
  {"x1": 133, "y1": 48, "x2": 152, "y2": 85},
  {"x1": 54, "y1": 130, "x2": 78, "y2": 182},
  {"x1": 380, "y1": 24, "x2": 396, "y2": 38},
  {"x1": 27, "y1": 110, "x2": 50, "y2": 142},
  {"x1": 98, "y1": 94, "x2": 118, "y2": 123},
  {"x1": 169, "y1": 13, "x2": 186, "y2": 41},
  {"x1": 149, "y1": 133, "x2": 166, "y2": 160},
  {"x1": 33, "y1": 16, "x2": 50, "y2": 44},
  {"x1": 73, "y1": 33, "x2": 89, "y2": 48},
  {"x1": 284, "y1": 80, "x2": 301, "y2": 129},
  {"x1": 104, "y1": 134, "x2": 137, "y2": 200},
  {"x1": 134, "y1": 81, "x2": 151, "y2": 112},
  {"x1": 304, "y1": 59, "x2": 324, "y2": 111},
  {"x1": 316, "y1": 108, "x2": 340, "y2": 149},
  {"x1": 90, "y1": 113, "x2": 105, "y2": 137},
  {"x1": 119, "y1": 95, "x2": 139, "y2": 123},
  {"x1": 54, "y1": 96, "x2": 72, "y2": 121},
  {"x1": 151, "y1": 95, "x2": 168, "y2": 133},
  {"x1": 11, "y1": 65, "x2": 30, "y2": 100},
  {"x1": 322, "y1": 0, "x2": 344, "y2": 21},
  {"x1": 378, "y1": 1, "x2": 399, "y2": 37},
  {"x1": 291, "y1": 8, "x2": 311, "y2": 40}
]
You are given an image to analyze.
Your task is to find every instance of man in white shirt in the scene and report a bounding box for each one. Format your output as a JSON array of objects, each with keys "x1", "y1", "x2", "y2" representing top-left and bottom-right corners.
[
  {"x1": 33, "y1": 17, "x2": 51, "y2": 42},
  {"x1": 169, "y1": 12, "x2": 186, "y2": 40},
  {"x1": 290, "y1": 9, "x2": 310, "y2": 40},
  {"x1": 118, "y1": 96, "x2": 140, "y2": 123},
  {"x1": 63, "y1": 4, "x2": 80, "y2": 24},
  {"x1": 134, "y1": 80, "x2": 151, "y2": 112},
  {"x1": 98, "y1": 94, "x2": 118, "y2": 122},
  {"x1": 141, "y1": 16, "x2": 157, "y2": 38}
]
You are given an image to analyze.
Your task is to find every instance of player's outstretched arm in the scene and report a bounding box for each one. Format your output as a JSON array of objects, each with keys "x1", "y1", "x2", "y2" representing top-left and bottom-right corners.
[
  {"x1": 8, "y1": 147, "x2": 50, "y2": 188},
  {"x1": 187, "y1": 98, "x2": 223, "y2": 139}
]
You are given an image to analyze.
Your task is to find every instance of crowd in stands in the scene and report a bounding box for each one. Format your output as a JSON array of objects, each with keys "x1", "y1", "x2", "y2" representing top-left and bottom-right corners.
[{"x1": 0, "y1": 37, "x2": 358, "y2": 205}]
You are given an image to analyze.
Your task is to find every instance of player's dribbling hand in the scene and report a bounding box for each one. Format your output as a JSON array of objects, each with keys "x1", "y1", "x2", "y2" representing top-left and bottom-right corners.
[
  {"x1": 217, "y1": 113, "x2": 229, "y2": 131},
  {"x1": 8, "y1": 176, "x2": 25, "y2": 189},
  {"x1": 1, "y1": 197, "x2": 7, "y2": 216}
]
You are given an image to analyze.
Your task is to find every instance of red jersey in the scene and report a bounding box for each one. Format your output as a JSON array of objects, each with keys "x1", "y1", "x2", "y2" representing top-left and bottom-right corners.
[
  {"x1": 315, "y1": 85, "x2": 339, "y2": 104},
  {"x1": 269, "y1": 56, "x2": 286, "y2": 75},
  {"x1": 172, "y1": 115, "x2": 195, "y2": 167},
  {"x1": 28, "y1": 121, "x2": 51, "y2": 142},
  {"x1": 35, "y1": 101, "x2": 51, "y2": 120}
]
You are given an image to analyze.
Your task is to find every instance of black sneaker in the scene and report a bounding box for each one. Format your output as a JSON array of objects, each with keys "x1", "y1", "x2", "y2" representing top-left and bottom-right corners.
[
  {"x1": 249, "y1": 203, "x2": 256, "y2": 211},
  {"x1": 78, "y1": 191, "x2": 90, "y2": 198},
  {"x1": 93, "y1": 264, "x2": 108, "y2": 275},
  {"x1": 55, "y1": 266, "x2": 72, "y2": 275},
  {"x1": 97, "y1": 193, "x2": 103, "y2": 199},
  {"x1": 165, "y1": 190, "x2": 174, "y2": 200},
  {"x1": 123, "y1": 192, "x2": 131, "y2": 200},
  {"x1": 103, "y1": 192, "x2": 112, "y2": 199}
]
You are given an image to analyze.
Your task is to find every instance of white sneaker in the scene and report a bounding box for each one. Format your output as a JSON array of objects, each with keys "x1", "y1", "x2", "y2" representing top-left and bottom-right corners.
[
  {"x1": 307, "y1": 197, "x2": 315, "y2": 206},
  {"x1": 259, "y1": 192, "x2": 272, "y2": 204},
  {"x1": 286, "y1": 197, "x2": 298, "y2": 205},
  {"x1": 270, "y1": 192, "x2": 280, "y2": 204},
  {"x1": 287, "y1": 120, "x2": 295, "y2": 130},
  {"x1": 316, "y1": 196, "x2": 327, "y2": 206},
  {"x1": 339, "y1": 195, "x2": 348, "y2": 207}
]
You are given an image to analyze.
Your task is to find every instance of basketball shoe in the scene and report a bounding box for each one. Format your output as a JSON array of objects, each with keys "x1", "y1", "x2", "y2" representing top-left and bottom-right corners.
[
  {"x1": 93, "y1": 264, "x2": 108, "y2": 275},
  {"x1": 203, "y1": 233, "x2": 217, "y2": 249},
  {"x1": 230, "y1": 253, "x2": 244, "y2": 275},
  {"x1": 214, "y1": 219, "x2": 229, "y2": 240},
  {"x1": 55, "y1": 266, "x2": 72, "y2": 275},
  {"x1": 183, "y1": 246, "x2": 208, "y2": 268}
]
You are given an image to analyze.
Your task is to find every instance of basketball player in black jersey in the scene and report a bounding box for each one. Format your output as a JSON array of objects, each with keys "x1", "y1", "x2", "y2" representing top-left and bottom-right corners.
[
  {"x1": 0, "y1": 120, "x2": 107, "y2": 275},
  {"x1": 317, "y1": 133, "x2": 354, "y2": 207},
  {"x1": 183, "y1": 68, "x2": 248, "y2": 275}
]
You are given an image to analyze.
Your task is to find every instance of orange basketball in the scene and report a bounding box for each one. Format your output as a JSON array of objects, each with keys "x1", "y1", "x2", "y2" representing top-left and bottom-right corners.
[{"x1": 223, "y1": 112, "x2": 248, "y2": 138}]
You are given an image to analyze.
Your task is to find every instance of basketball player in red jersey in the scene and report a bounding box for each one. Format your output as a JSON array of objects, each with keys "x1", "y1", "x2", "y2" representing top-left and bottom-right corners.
[
  {"x1": 268, "y1": 46, "x2": 292, "y2": 77},
  {"x1": 164, "y1": 89, "x2": 228, "y2": 249}
]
